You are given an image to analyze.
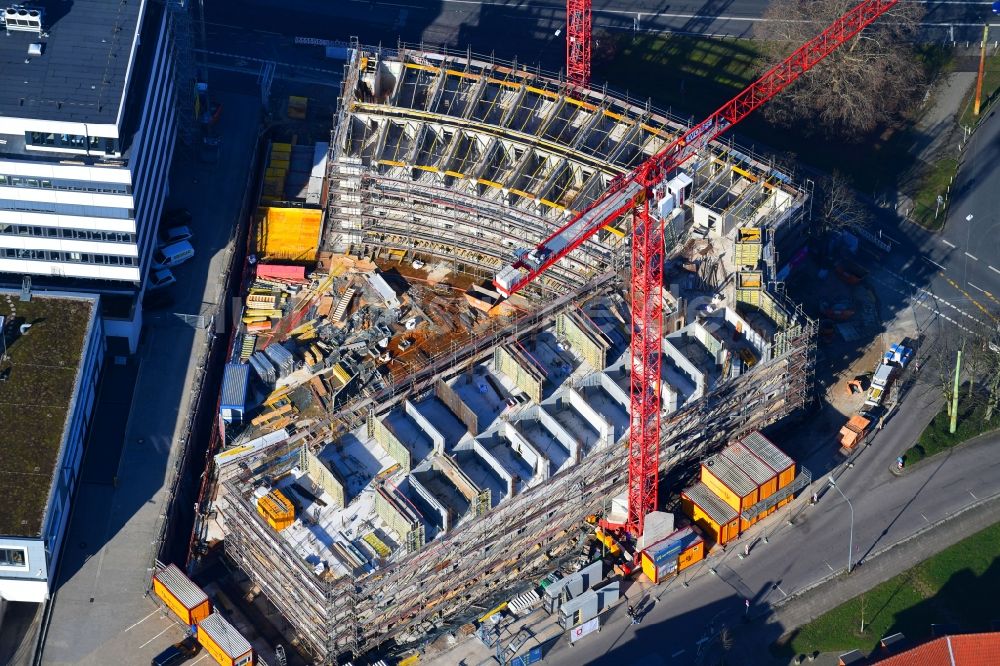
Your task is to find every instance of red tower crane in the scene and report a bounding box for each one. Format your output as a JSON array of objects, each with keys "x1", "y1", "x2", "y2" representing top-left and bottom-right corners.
[
  {"x1": 496, "y1": 0, "x2": 900, "y2": 539},
  {"x1": 566, "y1": 0, "x2": 592, "y2": 86}
]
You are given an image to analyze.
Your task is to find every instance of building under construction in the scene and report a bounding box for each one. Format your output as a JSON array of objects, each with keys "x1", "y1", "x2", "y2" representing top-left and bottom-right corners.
[{"x1": 210, "y1": 45, "x2": 817, "y2": 664}]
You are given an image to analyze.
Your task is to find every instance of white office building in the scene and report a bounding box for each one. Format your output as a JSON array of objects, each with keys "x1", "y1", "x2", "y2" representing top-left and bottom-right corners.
[{"x1": 0, "y1": 0, "x2": 178, "y2": 351}]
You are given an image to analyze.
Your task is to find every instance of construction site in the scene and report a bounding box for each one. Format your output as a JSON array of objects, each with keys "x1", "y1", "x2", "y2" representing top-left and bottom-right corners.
[{"x1": 179, "y1": 36, "x2": 828, "y2": 664}]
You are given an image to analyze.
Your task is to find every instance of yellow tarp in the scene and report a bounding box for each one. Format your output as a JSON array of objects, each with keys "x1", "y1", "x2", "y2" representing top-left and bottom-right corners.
[{"x1": 257, "y1": 206, "x2": 322, "y2": 261}]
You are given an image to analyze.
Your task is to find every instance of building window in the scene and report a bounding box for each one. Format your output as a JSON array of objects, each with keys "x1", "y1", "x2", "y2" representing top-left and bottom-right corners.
[{"x1": 0, "y1": 547, "x2": 27, "y2": 568}]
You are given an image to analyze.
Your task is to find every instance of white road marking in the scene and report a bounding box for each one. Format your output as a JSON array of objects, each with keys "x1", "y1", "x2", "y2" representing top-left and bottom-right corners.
[
  {"x1": 942, "y1": 239, "x2": 956, "y2": 248},
  {"x1": 190, "y1": 654, "x2": 212, "y2": 665},
  {"x1": 990, "y1": 266, "x2": 1000, "y2": 275},
  {"x1": 123, "y1": 609, "x2": 159, "y2": 633},
  {"x1": 968, "y1": 282, "x2": 986, "y2": 293},
  {"x1": 922, "y1": 257, "x2": 946, "y2": 270},
  {"x1": 825, "y1": 561, "x2": 835, "y2": 571},
  {"x1": 921, "y1": 513, "x2": 930, "y2": 523},
  {"x1": 970, "y1": 489, "x2": 978, "y2": 499},
  {"x1": 965, "y1": 252, "x2": 979, "y2": 261},
  {"x1": 138, "y1": 626, "x2": 173, "y2": 649},
  {"x1": 777, "y1": 585, "x2": 788, "y2": 597},
  {"x1": 672, "y1": 649, "x2": 686, "y2": 657}
]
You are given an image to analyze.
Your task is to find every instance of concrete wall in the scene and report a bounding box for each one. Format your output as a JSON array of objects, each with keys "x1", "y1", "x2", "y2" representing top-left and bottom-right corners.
[
  {"x1": 405, "y1": 400, "x2": 445, "y2": 454},
  {"x1": 494, "y1": 346, "x2": 543, "y2": 404},
  {"x1": 435, "y1": 379, "x2": 479, "y2": 436},
  {"x1": 305, "y1": 450, "x2": 346, "y2": 508},
  {"x1": 567, "y1": 388, "x2": 612, "y2": 447},
  {"x1": 370, "y1": 416, "x2": 412, "y2": 472},
  {"x1": 472, "y1": 439, "x2": 516, "y2": 497}
]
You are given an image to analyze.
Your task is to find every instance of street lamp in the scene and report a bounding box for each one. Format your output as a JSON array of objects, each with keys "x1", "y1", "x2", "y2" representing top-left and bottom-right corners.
[{"x1": 828, "y1": 477, "x2": 855, "y2": 573}]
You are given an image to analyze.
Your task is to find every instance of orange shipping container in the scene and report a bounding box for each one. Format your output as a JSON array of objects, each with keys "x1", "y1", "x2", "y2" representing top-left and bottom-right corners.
[
  {"x1": 722, "y1": 442, "x2": 781, "y2": 527},
  {"x1": 152, "y1": 563, "x2": 211, "y2": 626},
  {"x1": 739, "y1": 431, "x2": 796, "y2": 489},
  {"x1": 681, "y1": 483, "x2": 740, "y2": 546},
  {"x1": 701, "y1": 453, "x2": 759, "y2": 529},
  {"x1": 197, "y1": 613, "x2": 253, "y2": 666}
]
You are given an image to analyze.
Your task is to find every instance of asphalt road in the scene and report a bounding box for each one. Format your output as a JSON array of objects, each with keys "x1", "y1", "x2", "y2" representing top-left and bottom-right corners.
[
  {"x1": 862, "y1": 108, "x2": 1000, "y2": 339},
  {"x1": 206, "y1": 0, "x2": 999, "y2": 74}
]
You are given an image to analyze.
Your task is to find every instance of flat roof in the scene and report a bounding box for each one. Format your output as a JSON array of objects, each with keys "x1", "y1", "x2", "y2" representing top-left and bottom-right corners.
[
  {"x1": 198, "y1": 613, "x2": 252, "y2": 658},
  {"x1": 703, "y1": 452, "x2": 757, "y2": 497},
  {"x1": 739, "y1": 431, "x2": 794, "y2": 473},
  {"x1": 683, "y1": 482, "x2": 738, "y2": 525},
  {"x1": 0, "y1": 292, "x2": 96, "y2": 537},
  {"x1": 0, "y1": 0, "x2": 143, "y2": 124}
]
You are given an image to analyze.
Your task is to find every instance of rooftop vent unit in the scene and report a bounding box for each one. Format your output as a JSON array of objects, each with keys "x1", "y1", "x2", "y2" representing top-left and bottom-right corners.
[{"x1": 3, "y1": 6, "x2": 43, "y2": 34}]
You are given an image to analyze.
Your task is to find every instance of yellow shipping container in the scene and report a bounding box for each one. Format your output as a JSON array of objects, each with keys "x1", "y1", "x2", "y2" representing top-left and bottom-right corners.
[
  {"x1": 700, "y1": 453, "x2": 759, "y2": 518},
  {"x1": 681, "y1": 483, "x2": 740, "y2": 546},
  {"x1": 197, "y1": 613, "x2": 253, "y2": 666},
  {"x1": 152, "y1": 564, "x2": 211, "y2": 626}
]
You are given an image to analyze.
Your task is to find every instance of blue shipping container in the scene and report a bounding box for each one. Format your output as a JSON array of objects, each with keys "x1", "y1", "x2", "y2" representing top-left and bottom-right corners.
[{"x1": 220, "y1": 362, "x2": 250, "y2": 423}]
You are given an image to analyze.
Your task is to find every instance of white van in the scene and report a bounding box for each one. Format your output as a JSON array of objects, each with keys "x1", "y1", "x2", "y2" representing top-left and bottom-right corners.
[
  {"x1": 154, "y1": 240, "x2": 195, "y2": 268},
  {"x1": 159, "y1": 225, "x2": 193, "y2": 246}
]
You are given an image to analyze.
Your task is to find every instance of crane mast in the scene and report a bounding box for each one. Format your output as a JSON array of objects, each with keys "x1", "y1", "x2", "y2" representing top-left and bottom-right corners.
[
  {"x1": 566, "y1": 0, "x2": 592, "y2": 87},
  {"x1": 497, "y1": 0, "x2": 900, "y2": 538}
]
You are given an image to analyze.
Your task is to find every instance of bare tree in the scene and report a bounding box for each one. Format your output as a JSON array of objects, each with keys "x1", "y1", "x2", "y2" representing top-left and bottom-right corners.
[
  {"x1": 754, "y1": 0, "x2": 925, "y2": 138},
  {"x1": 815, "y1": 171, "x2": 871, "y2": 234}
]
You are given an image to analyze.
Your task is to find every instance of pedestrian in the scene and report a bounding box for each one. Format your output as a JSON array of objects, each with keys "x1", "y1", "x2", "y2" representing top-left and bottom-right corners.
[
  {"x1": 743, "y1": 543, "x2": 750, "y2": 557},
  {"x1": 811, "y1": 492, "x2": 818, "y2": 505},
  {"x1": 627, "y1": 605, "x2": 638, "y2": 625}
]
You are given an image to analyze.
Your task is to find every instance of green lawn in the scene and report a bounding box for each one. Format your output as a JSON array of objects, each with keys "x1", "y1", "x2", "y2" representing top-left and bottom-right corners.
[
  {"x1": 774, "y1": 521, "x2": 1000, "y2": 658},
  {"x1": 959, "y1": 53, "x2": 1000, "y2": 128},
  {"x1": 909, "y1": 157, "x2": 959, "y2": 230},
  {"x1": 594, "y1": 36, "x2": 950, "y2": 193},
  {"x1": 903, "y1": 394, "x2": 999, "y2": 465},
  {"x1": 594, "y1": 34, "x2": 764, "y2": 121}
]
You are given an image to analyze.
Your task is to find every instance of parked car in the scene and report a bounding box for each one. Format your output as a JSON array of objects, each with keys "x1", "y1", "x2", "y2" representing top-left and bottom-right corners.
[
  {"x1": 150, "y1": 636, "x2": 199, "y2": 666},
  {"x1": 148, "y1": 268, "x2": 176, "y2": 291},
  {"x1": 162, "y1": 208, "x2": 192, "y2": 227},
  {"x1": 153, "y1": 240, "x2": 195, "y2": 269},
  {"x1": 159, "y1": 225, "x2": 193, "y2": 246}
]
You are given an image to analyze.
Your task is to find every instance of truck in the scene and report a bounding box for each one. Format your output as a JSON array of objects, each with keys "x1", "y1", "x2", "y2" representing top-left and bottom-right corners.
[{"x1": 864, "y1": 342, "x2": 913, "y2": 408}]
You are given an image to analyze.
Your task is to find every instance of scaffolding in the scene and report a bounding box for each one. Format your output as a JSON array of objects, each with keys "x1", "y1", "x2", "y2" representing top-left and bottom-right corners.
[{"x1": 217, "y1": 43, "x2": 818, "y2": 666}]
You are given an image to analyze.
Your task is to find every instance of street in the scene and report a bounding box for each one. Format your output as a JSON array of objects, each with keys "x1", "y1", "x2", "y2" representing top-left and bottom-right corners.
[{"x1": 205, "y1": 0, "x2": 997, "y2": 70}]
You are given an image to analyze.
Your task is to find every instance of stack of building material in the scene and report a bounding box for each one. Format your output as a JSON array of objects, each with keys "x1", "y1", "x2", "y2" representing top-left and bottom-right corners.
[
  {"x1": 249, "y1": 352, "x2": 277, "y2": 385},
  {"x1": 264, "y1": 343, "x2": 295, "y2": 379},
  {"x1": 331, "y1": 286, "x2": 356, "y2": 323},
  {"x1": 238, "y1": 333, "x2": 256, "y2": 361},
  {"x1": 262, "y1": 143, "x2": 291, "y2": 202},
  {"x1": 256, "y1": 489, "x2": 295, "y2": 531}
]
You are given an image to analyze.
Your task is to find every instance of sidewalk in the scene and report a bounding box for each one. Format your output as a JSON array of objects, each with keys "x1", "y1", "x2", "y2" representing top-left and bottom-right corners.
[{"x1": 732, "y1": 488, "x2": 1000, "y2": 665}]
